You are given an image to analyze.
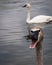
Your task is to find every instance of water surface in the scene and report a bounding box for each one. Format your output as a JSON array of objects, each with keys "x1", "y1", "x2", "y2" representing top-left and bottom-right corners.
[{"x1": 0, "y1": 0, "x2": 52, "y2": 65}]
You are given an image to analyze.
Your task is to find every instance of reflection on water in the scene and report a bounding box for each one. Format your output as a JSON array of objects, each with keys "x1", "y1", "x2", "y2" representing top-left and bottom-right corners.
[{"x1": 0, "y1": 0, "x2": 52, "y2": 65}]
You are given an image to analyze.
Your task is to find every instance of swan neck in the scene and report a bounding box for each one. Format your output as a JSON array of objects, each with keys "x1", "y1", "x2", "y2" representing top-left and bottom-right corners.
[{"x1": 27, "y1": 8, "x2": 30, "y2": 22}]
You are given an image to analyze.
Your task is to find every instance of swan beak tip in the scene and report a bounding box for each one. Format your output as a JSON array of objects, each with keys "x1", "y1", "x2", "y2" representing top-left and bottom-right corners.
[{"x1": 22, "y1": 4, "x2": 27, "y2": 7}]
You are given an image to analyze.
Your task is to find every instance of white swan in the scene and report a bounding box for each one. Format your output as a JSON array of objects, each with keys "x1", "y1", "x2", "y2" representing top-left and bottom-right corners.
[{"x1": 23, "y1": 3, "x2": 52, "y2": 35}]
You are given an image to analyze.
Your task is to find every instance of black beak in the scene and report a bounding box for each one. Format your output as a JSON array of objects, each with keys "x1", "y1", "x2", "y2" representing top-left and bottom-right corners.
[
  {"x1": 31, "y1": 30, "x2": 40, "y2": 40},
  {"x1": 22, "y1": 4, "x2": 27, "y2": 7}
]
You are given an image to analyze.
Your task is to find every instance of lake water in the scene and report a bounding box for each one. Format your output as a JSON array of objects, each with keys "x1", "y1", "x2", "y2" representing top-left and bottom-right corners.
[{"x1": 0, "y1": 0, "x2": 52, "y2": 65}]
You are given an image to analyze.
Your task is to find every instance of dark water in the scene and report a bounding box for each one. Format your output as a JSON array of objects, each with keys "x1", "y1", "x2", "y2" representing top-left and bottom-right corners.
[{"x1": 0, "y1": 0, "x2": 52, "y2": 65}]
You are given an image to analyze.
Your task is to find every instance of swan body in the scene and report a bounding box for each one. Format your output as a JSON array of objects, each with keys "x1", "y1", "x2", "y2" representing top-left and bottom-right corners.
[{"x1": 27, "y1": 15, "x2": 52, "y2": 24}]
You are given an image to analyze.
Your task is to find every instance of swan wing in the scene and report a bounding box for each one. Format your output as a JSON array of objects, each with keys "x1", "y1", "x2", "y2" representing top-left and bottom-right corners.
[{"x1": 27, "y1": 15, "x2": 52, "y2": 24}]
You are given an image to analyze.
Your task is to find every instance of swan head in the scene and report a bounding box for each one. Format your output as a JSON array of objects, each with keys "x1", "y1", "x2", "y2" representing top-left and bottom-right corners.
[
  {"x1": 26, "y1": 27, "x2": 44, "y2": 48},
  {"x1": 23, "y1": 3, "x2": 31, "y2": 8}
]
